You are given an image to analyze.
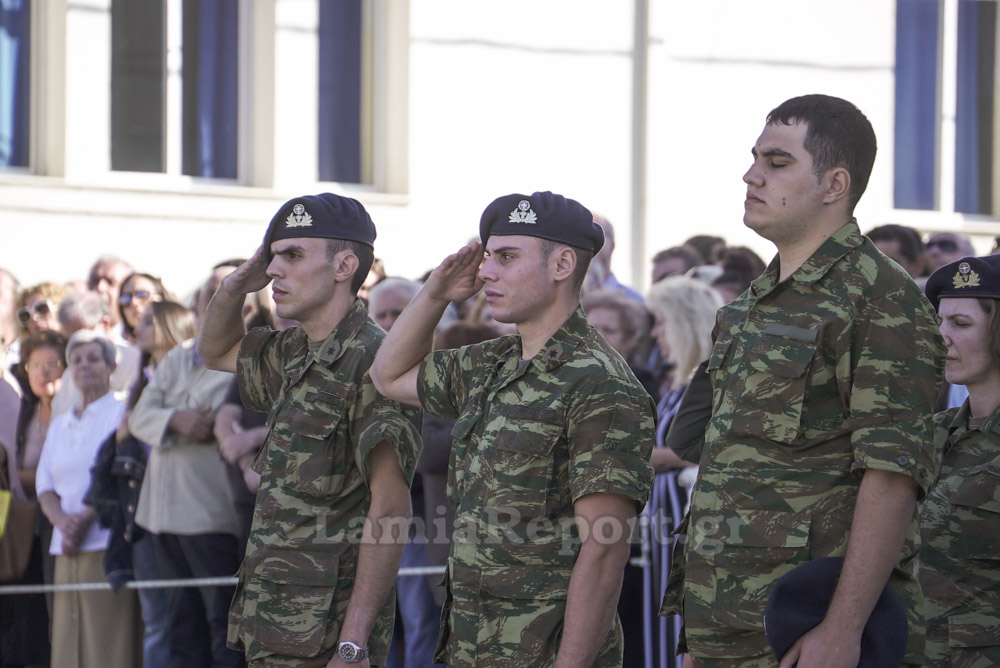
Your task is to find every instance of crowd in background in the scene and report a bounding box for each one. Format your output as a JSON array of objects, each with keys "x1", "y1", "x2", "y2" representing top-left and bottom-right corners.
[{"x1": 0, "y1": 219, "x2": 995, "y2": 668}]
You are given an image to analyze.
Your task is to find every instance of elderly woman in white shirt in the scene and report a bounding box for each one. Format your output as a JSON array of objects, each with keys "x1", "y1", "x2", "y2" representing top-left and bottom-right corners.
[{"x1": 36, "y1": 330, "x2": 140, "y2": 668}]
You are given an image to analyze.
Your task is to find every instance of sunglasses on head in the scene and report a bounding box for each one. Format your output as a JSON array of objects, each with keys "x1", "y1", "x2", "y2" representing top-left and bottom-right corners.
[
  {"x1": 16, "y1": 301, "x2": 52, "y2": 326},
  {"x1": 927, "y1": 239, "x2": 958, "y2": 253},
  {"x1": 119, "y1": 290, "x2": 156, "y2": 306}
]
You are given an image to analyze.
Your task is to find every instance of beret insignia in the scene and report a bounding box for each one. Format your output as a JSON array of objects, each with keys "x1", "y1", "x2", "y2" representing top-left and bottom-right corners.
[
  {"x1": 508, "y1": 200, "x2": 537, "y2": 225},
  {"x1": 951, "y1": 262, "x2": 980, "y2": 289},
  {"x1": 285, "y1": 203, "x2": 313, "y2": 229}
]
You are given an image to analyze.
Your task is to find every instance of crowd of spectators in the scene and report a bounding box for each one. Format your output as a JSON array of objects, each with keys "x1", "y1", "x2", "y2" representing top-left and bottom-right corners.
[{"x1": 0, "y1": 220, "x2": 991, "y2": 667}]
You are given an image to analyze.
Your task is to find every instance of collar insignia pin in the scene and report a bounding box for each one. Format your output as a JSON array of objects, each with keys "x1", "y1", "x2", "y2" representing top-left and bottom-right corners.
[
  {"x1": 285, "y1": 203, "x2": 313, "y2": 229},
  {"x1": 952, "y1": 262, "x2": 981, "y2": 289},
  {"x1": 508, "y1": 200, "x2": 537, "y2": 225}
]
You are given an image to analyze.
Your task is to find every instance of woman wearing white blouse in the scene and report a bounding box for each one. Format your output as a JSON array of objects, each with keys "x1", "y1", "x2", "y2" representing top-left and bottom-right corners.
[{"x1": 36, "y1": 330, "x2": 140, "y2": 668}]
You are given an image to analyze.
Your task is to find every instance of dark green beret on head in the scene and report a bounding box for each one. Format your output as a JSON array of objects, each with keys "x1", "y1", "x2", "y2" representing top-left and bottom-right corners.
[
  {"x1": 925, "y1": 255, "x2": 1000, "y2": 310},
  {"x1": 263, "y1": 193, "x2": 376, "y2": 257},
  {"x1": 479, "y1": 191, "x2": 603, "y2": 254}
]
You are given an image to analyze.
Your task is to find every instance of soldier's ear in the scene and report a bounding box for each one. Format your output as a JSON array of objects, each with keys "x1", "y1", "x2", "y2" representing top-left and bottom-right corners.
[
  {"x1": 552, "y1": 246, "x2": 576, "y2": 283},
  {"x1": 822, "y1": 167, "x2": 850, "y2": 205},
  {"x1": 332, "y1": 249, "x2": 360, "y2": 285}
]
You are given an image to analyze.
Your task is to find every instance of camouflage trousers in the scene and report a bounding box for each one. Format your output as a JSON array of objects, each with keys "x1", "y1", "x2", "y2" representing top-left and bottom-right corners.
[
  {"x1": 248, "y1": 652, "x2": 334, "y2": 668},
  {"x1": 690, "y1": 655, "x2": 777, "y2": 668},
  {"x1": 925, "y1": 642, "x2": 1000, "y2": 668}
]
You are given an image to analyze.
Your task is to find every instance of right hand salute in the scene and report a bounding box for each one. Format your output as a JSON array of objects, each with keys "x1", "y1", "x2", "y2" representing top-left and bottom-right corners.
[
  {"x1": 423, "y1": 242, "x2": 485, "y2": 304},
  {"x1": 223, "y1": 245, "x2": 272, "y2": 295}
]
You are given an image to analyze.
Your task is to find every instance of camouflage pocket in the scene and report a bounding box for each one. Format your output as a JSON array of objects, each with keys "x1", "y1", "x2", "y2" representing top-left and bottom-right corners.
[
  {"x1": 283, "y1": 395, "x2": 348, "y2": 498},
  {"x1": 707, "y1": 509, "x2": 810, "y2": 632},
  {"x1": 492, "y1": 418, "x2": 562, "y2": 520},
  {"x1": 731, "y1": 335, "x2": 815, "y2": 444},
  {"x1": 948, "y1": 611, "x2": 1000, "y2": 662},
  {"x1": 659, "y1": 512, "x2": 689, "y2": 617},
  {"x1": 250, "y1": 548, "x2": 341, "y2": 657},
  {"x1": 948, "y1": 466, "x2": 1000, "y2": 561},
  {"x1": 476, "y1": 565, "x2": 574, "y2": 664},
  {"x1": 449, "y1": 413, "x2": 480, "y2": 509},
  {"x1": 432, "y1": 569, "x2": 452, "y2": 664}
]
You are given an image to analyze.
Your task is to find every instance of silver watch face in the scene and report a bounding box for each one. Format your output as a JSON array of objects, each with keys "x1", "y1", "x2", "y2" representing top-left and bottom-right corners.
[{"x1": 338, "y1": 642, "x2": 362, "y2": 662}]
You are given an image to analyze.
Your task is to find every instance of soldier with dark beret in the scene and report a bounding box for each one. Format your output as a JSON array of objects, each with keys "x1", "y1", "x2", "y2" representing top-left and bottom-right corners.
[
  {"x1": 919, "y1": 255, "x2": 1000, "y2": 666},
  {"x1": 370, "y1": 191, "x2": 655, "y2": 667},
  {"x1": 197, "y1": 193, "x2": 422, "y2": 667},
  {"x1": 660, "y1": 95, "x2": 945, "y2": 667}
]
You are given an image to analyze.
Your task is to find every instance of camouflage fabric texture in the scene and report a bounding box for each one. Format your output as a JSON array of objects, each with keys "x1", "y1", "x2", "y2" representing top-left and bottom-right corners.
[
  {"x1": 227, "y1": 299, "x2": 422, "y2": 665},
  {"x1": 418, "y1": 306, "x2": 655, "y2": 667},
  {"x1": 919, "y1": 403, "x2": 1000, "y2": 667},
  {"x1": 661, "y1": 221, "x2": 945, "y2": 663}
]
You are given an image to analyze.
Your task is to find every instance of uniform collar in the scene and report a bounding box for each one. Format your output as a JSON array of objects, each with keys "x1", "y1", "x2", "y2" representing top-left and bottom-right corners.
[
  {"x1": 305, "y1": 298, "x2": 368, "y2": 366},
  {"x1": 956, "y1": 399, "x2": 1000, "y2": 438},
  {"x1": 752, "y1": 219, "x2": 864, "y2": 298},
  {"x1": 530, "y1": 306, "x2": 589, "y2": 373}
]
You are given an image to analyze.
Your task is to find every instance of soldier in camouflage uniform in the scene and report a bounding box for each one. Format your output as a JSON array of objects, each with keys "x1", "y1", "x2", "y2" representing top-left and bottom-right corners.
[
  {"x1": 370, "y1": 191, "x2": 655, "y2": 667},
  {"x1": 660, "y1": 95, "x2": 945, "y2": 667},
  {"x1": 197, "y1": 193, "x2": 422, "y2": 668},
  {"x1": 919, "y1": 255, "x2": 1000, "y2": 667}
]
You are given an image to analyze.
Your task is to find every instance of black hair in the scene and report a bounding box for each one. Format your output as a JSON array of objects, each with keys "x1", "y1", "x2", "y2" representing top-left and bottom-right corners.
[
  {"x1": 766, "y1": 94, "x2": 877, "y2": 214},
  {"x1": 866, "y1": 224, "x2": 924, "y2": 264},
  {"x1": 326, "y1": 239, "x2": 375, "y2": 294}
]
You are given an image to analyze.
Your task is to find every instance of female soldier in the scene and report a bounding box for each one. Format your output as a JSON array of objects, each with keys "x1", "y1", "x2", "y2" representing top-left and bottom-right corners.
[{"x1": 920, "y1": 254, "x2": 1000, "y2": 665}]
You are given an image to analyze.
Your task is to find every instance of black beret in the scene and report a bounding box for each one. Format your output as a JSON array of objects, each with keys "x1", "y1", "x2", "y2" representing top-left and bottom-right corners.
[
  {"x1": 925, "y1": 255, "x2": 1000, "y2": 310},
  {"x1": 263, "y1": 193, "x2": 376, "y2": 257},
  {"x1": 764, "y1": 557, "x2": 907, "y2": 667},
  {"x1": 479, "y1": 191, "x2": 604, "y2": 254}
]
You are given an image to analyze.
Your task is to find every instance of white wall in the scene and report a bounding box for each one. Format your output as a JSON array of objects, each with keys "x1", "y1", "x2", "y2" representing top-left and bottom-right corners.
[{"x1": 2, "y1": 0, "x2": 998, "y2": 302}]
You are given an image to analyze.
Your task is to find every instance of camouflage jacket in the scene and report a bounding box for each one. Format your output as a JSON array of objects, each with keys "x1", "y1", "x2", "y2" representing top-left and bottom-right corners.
[
  {"x1": 919, "y1": 402, "x2": 1000, "y2": 666},
  {"x1": 662, "y1": 220, "x2": 944, "y2": 662},
  {"x1": 226, "y1": 299, "x2": 422, "y2": 664},
  {"x1": 418, "y1": 306, "x2": 655, "y2": 667}
]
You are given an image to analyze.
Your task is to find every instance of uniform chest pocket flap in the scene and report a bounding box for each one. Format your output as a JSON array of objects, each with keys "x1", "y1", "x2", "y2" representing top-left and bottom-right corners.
[
  {"x1": 948, "y1": 465, "x2": 1000, "y2": 560},
  {"x1": 732, "y1": 333, "x2": 816, "y2": 445},
  {"x1": 283, "y1": 393, "x2": 349, "y2": 498},
  {"x1": 490, "y1": 407, "x2": 563, "y2": 519}
]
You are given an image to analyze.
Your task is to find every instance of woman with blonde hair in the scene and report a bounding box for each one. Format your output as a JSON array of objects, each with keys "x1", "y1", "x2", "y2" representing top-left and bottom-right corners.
[
  {"x1": 643, "y1": 275, "x2": 722, "y2": 668},
  {"x1": 88, "y1": 299, "x2": 196, "y2": 668},
  {"x1": 15, "y1": 282, "x2": 69, "y2": 338}
]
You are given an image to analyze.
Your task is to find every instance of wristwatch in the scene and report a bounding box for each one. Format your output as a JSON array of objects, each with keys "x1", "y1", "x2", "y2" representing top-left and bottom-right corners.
[{"x1": 337, "y1": 641, "x2": 370, "y2": 663}]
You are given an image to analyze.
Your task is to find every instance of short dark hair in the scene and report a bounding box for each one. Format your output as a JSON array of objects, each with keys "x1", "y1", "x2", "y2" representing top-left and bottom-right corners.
[
  {"x1": 867, "y1": 224, "x2": 924, "y2": 264},
  {"x1": 683, "y1": 235, "x2": 726, "y2": 264},
  {"x1": 651, "y1": 245, "x2": 702, "y2": 279},
  {"x1": 766, "y1": 94, "x2": 877, "y2": 214},
  {"x1": 538, "y1": 239, "x2": 593, "y2": 293},
  {"x1": 326, "y1": 238, "x2": 375, "y2": 294}
]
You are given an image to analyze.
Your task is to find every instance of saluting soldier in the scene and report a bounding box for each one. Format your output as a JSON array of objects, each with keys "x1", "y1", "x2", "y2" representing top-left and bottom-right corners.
[
  {"x1": 660, "y1": 95, "x2": 945, "y2": 667},
  {"x1": 920, "y1": 254, "x2": 1000, "y2": 666},
  {"x1": 370, "y1": 191, "x2": 655, "y2": 667},
  {"x1": 197, "y1": 193, "x2": 422, "y2": 668}
]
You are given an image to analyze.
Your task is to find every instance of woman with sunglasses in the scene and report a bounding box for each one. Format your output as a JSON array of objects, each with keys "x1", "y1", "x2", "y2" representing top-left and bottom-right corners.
[
  {"x1": 116, "y1": 273, "x2": 170, "y2": 344},
  {"x1": 920, "y1": 255, "x2": 1000, "y2": 665},
  {"x1": 15, "y1": 282, "x2": 68, "y2": 337}
]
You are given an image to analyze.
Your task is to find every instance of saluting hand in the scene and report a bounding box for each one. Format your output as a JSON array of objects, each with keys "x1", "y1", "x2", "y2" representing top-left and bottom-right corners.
[
  {"x1": 423, "y1": 242, "x2": 485, "y2": 304},
  {"x1": 222, "y1": 245, "x2": 272, "y2": 296}
]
